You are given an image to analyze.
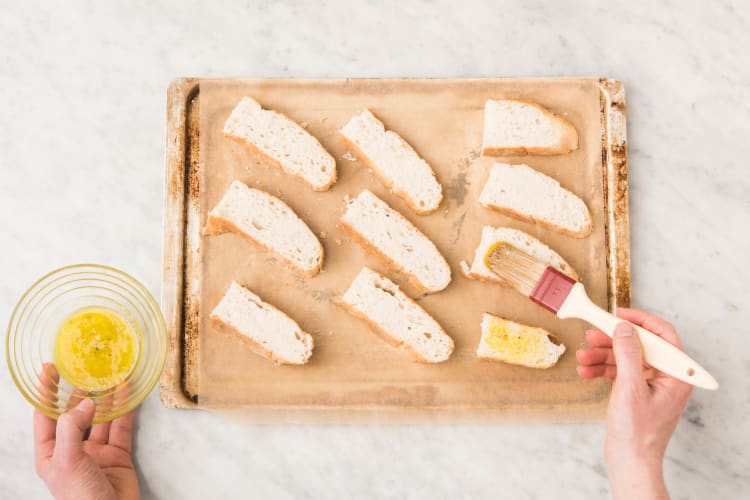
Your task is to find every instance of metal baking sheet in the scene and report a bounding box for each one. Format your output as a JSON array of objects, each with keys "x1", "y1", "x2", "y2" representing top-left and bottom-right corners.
[{"x1": 160, "y1": 78, "x2": 630, "y2": 422}]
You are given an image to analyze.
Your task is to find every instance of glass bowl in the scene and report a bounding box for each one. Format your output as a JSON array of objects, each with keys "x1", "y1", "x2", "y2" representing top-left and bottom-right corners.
[{"x1": 6, "y1": 264, "x2": 167, "y2": 423}]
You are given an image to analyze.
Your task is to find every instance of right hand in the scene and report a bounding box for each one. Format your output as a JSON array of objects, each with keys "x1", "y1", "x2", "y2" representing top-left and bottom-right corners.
[{"x1": 576, "y1": 308, "x2": 694, "y2": 500}]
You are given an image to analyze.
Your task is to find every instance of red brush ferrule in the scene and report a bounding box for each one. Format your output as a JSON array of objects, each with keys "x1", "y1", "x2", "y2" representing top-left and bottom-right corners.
[{"x1": 530, "y1": 267, "x2": 577, "y2": 313}]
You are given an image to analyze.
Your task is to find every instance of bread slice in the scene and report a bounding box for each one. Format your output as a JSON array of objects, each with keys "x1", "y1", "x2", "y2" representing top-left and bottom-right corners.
[
  {"x1": 223, "y1": 97, "x2": 336, "y2": 191},
  {"x1": 339, "y1": 190, "x2": 451, "y2": 294},
  {"x1": 482, "y1": 99, "x2": 578, "y2": 156},
  {"x1": 210, "y1": 281, "x2": 314, "y2": 365},
  {"x1": 204, "y1": 180, "x2": 323, "y2": 276},
  {"x1": 460, "y1": 226, "x2": 578, "y2": 285},
  {"x1": 340, "y1": 110, "x2": 443, "y2": 214},
  {"x1": 479, "y1": 163, "x2": 592, "y2": 237},
  {"x1": 477, "y1": 313, "x2": 565, "y2": 368},
  {"x1": 340, "y1": 267, "x2": 454, "y2": 362}
]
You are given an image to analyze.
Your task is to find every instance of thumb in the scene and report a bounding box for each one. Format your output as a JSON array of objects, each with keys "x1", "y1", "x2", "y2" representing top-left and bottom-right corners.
[
  {"x1": 612, "y1": 322, "x2": 647, "y2": 390},
  {"x1": 53, "y1": 398, "x2": 95, "y2": 464}
]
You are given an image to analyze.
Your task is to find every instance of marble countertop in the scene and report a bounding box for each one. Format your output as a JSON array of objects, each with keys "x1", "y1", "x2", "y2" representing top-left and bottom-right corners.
[{"x1": 1, "y1": 1, "x2": 748, "y2": 498}]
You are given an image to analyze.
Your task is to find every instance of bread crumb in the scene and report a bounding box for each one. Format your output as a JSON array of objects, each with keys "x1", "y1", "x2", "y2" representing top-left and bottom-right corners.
[
  {"x1": 342, "y1": 152, "x2": 357, "y2": 161},
  {"x1": 300, "y1": 121, "x2": 309, "y2": 129},
  {"x1": 320, "y1": 231, "x2": 327, "y2": 239},
  {"x1": 334, "y1": 238, "x2": 343, "y2": 245}
]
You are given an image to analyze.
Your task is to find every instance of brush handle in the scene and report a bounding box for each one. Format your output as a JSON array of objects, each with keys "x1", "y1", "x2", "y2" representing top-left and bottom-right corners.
[{"x1": 557, "y1": 283, "x2": 718, "y2": 390}]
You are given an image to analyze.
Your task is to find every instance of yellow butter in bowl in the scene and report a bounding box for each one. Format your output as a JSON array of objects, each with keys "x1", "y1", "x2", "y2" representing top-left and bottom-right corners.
[{"x1": 54, "y1": 307, "x2": 139, "y2": 392}]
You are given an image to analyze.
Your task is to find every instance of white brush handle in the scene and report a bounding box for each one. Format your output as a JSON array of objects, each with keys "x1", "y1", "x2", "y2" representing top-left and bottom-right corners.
[{"x1": 557, "y1": 283, "x2": 718, "y2": 390}]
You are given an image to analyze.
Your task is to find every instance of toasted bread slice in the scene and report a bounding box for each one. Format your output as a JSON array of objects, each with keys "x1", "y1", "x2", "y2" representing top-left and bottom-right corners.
[
  {"x1": 339, "y1": 190, "x2": 451, "y2": 294},
  {"x1": 479, "y1": 163, "x2": 592, "y2": 237},
  {"x1": 223, "y1": 97, "x2": 336, "y2": 191},
  {"x1": 204, "y1": 180, "x2": 323, "y2": 276},
  {"x1": 460, "y1": 226, "x2": 578, "y2": 285},
  {"x1": 340, "y1": 110, "x2": 442, "y2": 214},
  {"x1": 340, "y1": 267, "x2": 454, "y2": 362},
  {"x1": 482, "y1": 99, "x2": 578, "y2": 156},
  {"x1": 477, "y1": 313, "x2": 565, "y2": 368},
  {"x1": 210, "y1": 282, "x2": 314, "y2": 365}
]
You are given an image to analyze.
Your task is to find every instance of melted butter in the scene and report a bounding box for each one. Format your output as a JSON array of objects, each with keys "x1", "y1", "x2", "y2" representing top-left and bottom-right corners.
[
  {"x1": 484, "y1": 317, "x2": 546, "y2": 362},
  {"x1": 54, "y1": 307, "x2": 137, "y2": 392}
]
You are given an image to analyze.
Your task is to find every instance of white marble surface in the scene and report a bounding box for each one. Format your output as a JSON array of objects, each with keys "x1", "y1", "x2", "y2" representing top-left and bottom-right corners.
[{"x1": 1, "y1": 1, "x2": 748, "y2": 498}]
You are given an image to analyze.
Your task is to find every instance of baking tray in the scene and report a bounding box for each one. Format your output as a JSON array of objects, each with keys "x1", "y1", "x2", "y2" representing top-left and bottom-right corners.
[{"x1": 160, "y1": 78, "x2": 629, "y2": 422}]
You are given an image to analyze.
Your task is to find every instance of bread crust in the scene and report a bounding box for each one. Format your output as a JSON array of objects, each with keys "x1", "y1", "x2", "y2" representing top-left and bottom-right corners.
[
  {"x1": 482, "y1": 99, "x2": 578, "y2": 156},
  {"x1": 209, "y1": 316, "x2": 313, "y2": 365},
  {"x1": 336, "y1": 299, "x2": 453, "y2": 363},
  {"x1": 224, "y1": 130, "x2": 337, "y2": 192},
  {"x1": 476, "y1": 353, "x2": 558, "y2": 369},
  {"x1": 480, "y1": 201, "x2": 592, "y2": 238},
  {"x1": 337, "y1": 220, "x2": 449, "y2": 294},
  {"x1": 340, "y1": 134, "x2": 441, "y2": 215},
  {"x1": 204, "y1": 215, "x2": 324, "y2": 277}
]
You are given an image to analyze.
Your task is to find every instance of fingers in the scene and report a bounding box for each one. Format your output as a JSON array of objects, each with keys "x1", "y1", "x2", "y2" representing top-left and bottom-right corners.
[
  {"x1": 108, "y1": 412, "x2": 134, "y2": 453},
  {"x1": 88, "y1": 391, "x2": 115, "y2": 443},
  {"x1": 53, "y1": 398, "x2": 95, "y2": 464},
  {"x1": 616, "y1": 308, "x2": 683, "y2": 349},
  {"x1": 88, "y1": 422, "x2": 112, "y2": 444},
  {"x1": 576, "y1": 347, "x2": 616, "y2": 366},
  {"x1": 611, "y1": 322, "x2": 649, "y2": 394},
  {"x1": 37, "y1": 363, "x2": 60, "y2": 407},
  {"x1": 34, "y1": 363, "x2": 60, "y2": 471},
  {"x1": 577, "y1": 364, "x2": 617, "y2": 380},
  {"x1": 585, "y1": 329, "x2": 612, "y2": 348},
  {"x1": 34, "y1": 410, "x2": 57, "y2": 468}
]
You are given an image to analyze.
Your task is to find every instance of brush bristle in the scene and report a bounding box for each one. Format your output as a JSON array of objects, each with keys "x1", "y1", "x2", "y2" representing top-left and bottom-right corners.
[{"x1": 483, "y1": 242, "x2": 550, "y2": 296}]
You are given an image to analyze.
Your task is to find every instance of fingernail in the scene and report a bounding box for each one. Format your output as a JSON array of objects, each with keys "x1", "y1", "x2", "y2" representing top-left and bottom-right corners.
[{"x1": 614, "y1": 322, "x2": 634, "y2": 337}]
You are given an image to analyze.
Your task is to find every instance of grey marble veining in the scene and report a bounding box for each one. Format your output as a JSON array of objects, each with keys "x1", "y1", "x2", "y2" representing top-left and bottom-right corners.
[{"x1": 1, "y1": 1, "x2": 748, "y2": 498}]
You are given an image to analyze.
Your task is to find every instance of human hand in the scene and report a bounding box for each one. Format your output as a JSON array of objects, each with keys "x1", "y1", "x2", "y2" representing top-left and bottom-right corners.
[
  {"x1": 34, "y1": 364, "x2": 140, "y2": 500},
  {"x1": 576, "y1": 308, "x2": 693, "y2": 500}
]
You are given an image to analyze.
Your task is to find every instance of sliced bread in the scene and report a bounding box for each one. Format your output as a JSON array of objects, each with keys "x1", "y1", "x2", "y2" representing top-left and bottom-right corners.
[
  {"x1": 479, "y1": 163, "x2": 592, "y2": 237},
  {"x1": 477, "y1": 313, "x2": 565, "y2": 368},
  {"x1": 340, "y1": 110, "x2": 443, "y2": 214},
  {"x1": 339, "y1": 190, "x2": 451, "y2": 294},
  {"x1": 340, "y1": 267, "x2": 454, "y2": 362},
  {"x1": 210, "y1": 281, "x2": 314, "y2": 365},
  {"x1": 482, "y1": 99, "x2": 578, "y2": 156},
  {"x1": 223, "y1": 97, "x2": 336, "y2": 191},
  {"x1": 460, "y1": 226, "x2": 578, "y2": 284},
  {"x1": 204, "y1": 180, "x2": 324, "y2": 276}
]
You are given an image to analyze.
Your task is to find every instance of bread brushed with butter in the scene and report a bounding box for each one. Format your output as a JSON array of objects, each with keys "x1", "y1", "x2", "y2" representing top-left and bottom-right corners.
[
  {"x1": 482, "y1": 99, "x2": 578, "y2": 156},
  {"x1": 204, "y1": 180, "x2": 324, "y2": 277},
  {"x1": 224, "y1": 97, "x2": 336, "y2": 191},
  {"x1": 479, "y1": 163, "x2": 592, "y2": 237},
  {"x1": 477, "y1": 313, "x2": 565, "y2": 368},
  {"x1": 340, "y1": 267, "x2": 454, "y2": 362},
  {"x1": 210, "y1": 281, "x2": 314, "y2": 365},
  {"x1": 340, "y1": 110, "x2": 443, "y2": 214},
  {"x1": 460, "y1": 226, "x2": 578, "y2": 284},
  {"x1": 339, "y1": 189, "x2": 451, "y2": 294}
]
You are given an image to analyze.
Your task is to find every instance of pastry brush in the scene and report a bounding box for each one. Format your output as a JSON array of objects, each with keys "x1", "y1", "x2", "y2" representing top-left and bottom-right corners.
[{"x1": 484, "y1": 242, "x2": 718, "y2": 390}]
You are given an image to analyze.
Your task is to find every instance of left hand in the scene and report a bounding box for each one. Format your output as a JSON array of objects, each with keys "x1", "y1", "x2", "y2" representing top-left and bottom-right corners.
[{"x1": 34, "y1": 365, "x2": 140, "y2": 500}]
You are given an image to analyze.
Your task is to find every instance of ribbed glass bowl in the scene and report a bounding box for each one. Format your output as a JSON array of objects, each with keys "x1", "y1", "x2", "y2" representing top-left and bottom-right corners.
[{"x1": 6, "y1": 264, "x2": 166, "y2": 423}]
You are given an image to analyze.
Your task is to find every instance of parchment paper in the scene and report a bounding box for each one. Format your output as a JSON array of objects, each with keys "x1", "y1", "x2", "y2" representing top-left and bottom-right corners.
[{"x1": 196, "y1": 78, "x2": 610, "y2": 415}]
